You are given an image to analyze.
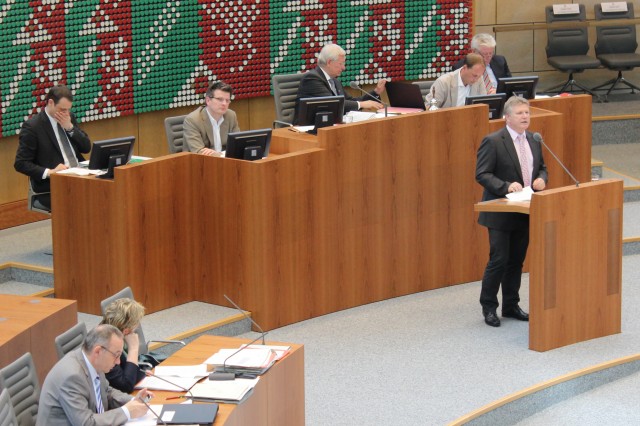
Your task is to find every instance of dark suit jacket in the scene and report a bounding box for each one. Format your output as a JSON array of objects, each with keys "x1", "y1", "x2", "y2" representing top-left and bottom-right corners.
[
  {"x1": 293, "y1": 66, "x2": 380, "y2": 124},
  {"x1": 14, "y1": 110, "x2": 91, "y2": 194},
  {"x1": 453, "y1": 55, "x2": 512, "y2": 80},
  {"x1": 37, "y1": 349, "x2": 131, "y2": 426},
  {"x1": 476, "y1": 127, "x2": 547, "y2": 231},
  {"x1": 105, "y1": 354, "x2": 146, "y2": 394}
]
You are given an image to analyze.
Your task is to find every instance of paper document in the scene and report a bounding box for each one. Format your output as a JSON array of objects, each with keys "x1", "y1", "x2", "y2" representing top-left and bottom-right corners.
[
  {"x1": 290, "y1": 125, "x2": 315, "y2": 133},
  {"x1": 205, "y1": 347, "x2": 276, "y2": 369},
  {"x1": 189, "y1": 377, "x2": 259, "y2": 403},
  {"x1": 242, "y1": 344, "x2": 291, "y2": 362},
  {"x1": 345, "y1": 110, "x2": 377, "y2": 122},
  {"x1": 153, "y1": 364, "x2": 209, "y2": 378},
  {"x1": 506, "y1": 186, "x2": 533, "y2": 202},
  {"x1": 124, "y1": 404, "x2": 162, "y2": 425},
  {"x1": 57, "y1": 167, "x2": 105, "y2": 176},
  {"x1": 134, "y1": 375, "x2": 201, "y2": 392}
]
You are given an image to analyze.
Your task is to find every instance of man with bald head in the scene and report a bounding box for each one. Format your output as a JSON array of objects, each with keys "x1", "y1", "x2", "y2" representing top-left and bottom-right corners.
[{"x1": 294, "y1": 43, "x2": 387, "y2": 124}]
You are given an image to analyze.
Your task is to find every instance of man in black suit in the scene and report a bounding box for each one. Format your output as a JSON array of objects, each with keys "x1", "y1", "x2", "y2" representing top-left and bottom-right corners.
[
  {"x1": 453, "y1": 33, "x2": 512, "y2": 94},
  {"x1": 14, "y1": 84, "x2": 91, "y2": 211},
  {"x1": 475, "y1": 96, "x2": 547, "y2": 327},
  {"x1": 294, "y1": 43, "x2": 386, "y2": 124}
]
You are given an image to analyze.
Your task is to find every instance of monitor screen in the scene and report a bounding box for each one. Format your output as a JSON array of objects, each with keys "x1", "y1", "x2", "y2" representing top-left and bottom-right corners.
[
  {"x1": 88, "y1": 136, "x2": 135, "y2": 171},
  {"x1": 225, "y1": 128, "x2": 272, "y2": 161},
  {"x1": 465, "y1": 93, "x2": 507, "y2": 120},
  {"x1": 296, "y1": 95, "x2": 345, "y2": 127},
  {"x1": 496, "y1": 76, "x2": 539, "y2": 100}
]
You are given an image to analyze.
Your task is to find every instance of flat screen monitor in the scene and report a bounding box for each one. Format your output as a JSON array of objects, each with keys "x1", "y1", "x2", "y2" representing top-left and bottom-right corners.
[
  {"x1": 225, "y1": 128, "x2": 272, "y2": 161},
  {"x1": 465, "y1": 93, "x2": 507, "y2": 120},
  {"x1": 88, "y1": 136, "x2": 135, "y2": 178},
  {"x1": 497, "y1": 76, "x2": 539, "y2": 100},
  {"x1": 296, "y1": 95, "x2": 345, "y2": 127}
]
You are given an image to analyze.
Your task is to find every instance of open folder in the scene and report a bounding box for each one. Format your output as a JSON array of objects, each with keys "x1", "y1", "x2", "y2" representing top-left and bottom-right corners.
[{"x1": 157, "y1": 403, "x2": 218, "y2": 425}]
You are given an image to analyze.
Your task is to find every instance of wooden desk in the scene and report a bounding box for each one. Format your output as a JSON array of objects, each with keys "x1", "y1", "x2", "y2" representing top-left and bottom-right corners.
[
  {"x1": 151, "y1": 335, "x2": 304, "y2": 426},
  {"x1": 0, "y1": 294, "x2": 77, "y2": 384},
  {"x1": 52, "y1": 95, "x2": 593, "y2": 331}
]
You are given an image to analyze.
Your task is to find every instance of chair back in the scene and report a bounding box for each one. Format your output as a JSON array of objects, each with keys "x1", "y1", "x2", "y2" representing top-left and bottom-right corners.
[
  {"x1": 412, "y1": 81, "x2": 434, "y2": 99},
  {"x1": 100, "y1": 286, "x2": 150, "y2": 354},
  {"x1": 0, "y1": 353, "x2": 39, "y2": 426},
  {"x1": 54, "y1": 322, "x2": 87, "y2": 360},
  {"x1": 545, "y1": 4, "x2": 590, "y2": 57},
  {"x1": 0, "y1": 389, "x2": 19, "y2": 426},
  {"x1": 164, "y1": 115, "x2": 187, "y2": 154},
  {"x1": 272, "y1": 73, "x2": 305, "y2": 125},
  {"x1": 594, "y1": 2, "x2": 637, "y2": 55}
]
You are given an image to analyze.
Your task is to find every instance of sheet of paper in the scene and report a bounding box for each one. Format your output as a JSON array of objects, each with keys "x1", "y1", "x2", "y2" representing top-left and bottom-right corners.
[
  {"x1": 505, "y1": 186, "x2": 533, "y2": 202},
  {"x1": 190, "y1": 377, "x2": 259, "y2": 401},
  {"x1": 153, "y1": 364, "x2": 209, "y2": 378},
  {"x1": 57, "y1": 167, "x2": 104, "y2": 176},
  {"x1": 134, "y1": 375, "x2": 201, "y2": 391},
  {"x1": 124, "y1": 404, "x2": 161, "y2": 425}
]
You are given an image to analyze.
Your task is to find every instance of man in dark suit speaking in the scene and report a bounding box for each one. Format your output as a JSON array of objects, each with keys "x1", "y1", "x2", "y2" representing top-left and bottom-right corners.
[
  {"x1": 294, "y1": 43, "x2": 386, "y2": 124},
  {"x1": 475, "y1": 96, "x2": 547, "y2": 327},
  {"x1": 14, "y1": 84, "x2": 91, "y2": 211},
  {"x1": 454, "y1": 33, "x2": 512, "y2": 94}
]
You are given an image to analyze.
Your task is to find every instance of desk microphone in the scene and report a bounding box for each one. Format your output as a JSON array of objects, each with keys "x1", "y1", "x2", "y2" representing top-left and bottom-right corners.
[
  {"x1": 349, "y1": 81, "x2": 388, "y2": 117},
  {"x1": 223, "y1": 294, "x2": 267, "y2": 345},
  {"x1": 532, "y1": 132, "x2": 579, "y2": 187},
  {"x1": 144, "y1": 370, "x2": 194, "y2": 400},
  {"x1": 209, "y1": 331, "x2": 268, "y2": 381},
  {"x1": 137, "y1": 396, "x2": 167, "y2": 426}
]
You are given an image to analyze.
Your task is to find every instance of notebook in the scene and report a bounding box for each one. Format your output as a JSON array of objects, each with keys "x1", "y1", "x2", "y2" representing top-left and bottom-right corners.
[
  {"x1": 157, "y1": 403, "x2": 218, "y2": 425},
  {"x1": 385, "y1": 81, "x2": 426, "y2": 110}
]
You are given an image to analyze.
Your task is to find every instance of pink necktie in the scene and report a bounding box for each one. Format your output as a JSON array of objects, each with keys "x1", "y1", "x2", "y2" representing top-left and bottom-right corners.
[{"x1": 517, "y1": 134, "x2": 531, "y2": 187}]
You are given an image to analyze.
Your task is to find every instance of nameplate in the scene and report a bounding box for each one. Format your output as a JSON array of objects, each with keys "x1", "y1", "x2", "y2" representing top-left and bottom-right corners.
[
  {"x1": 553, "y1": 4, "x2": 580, "y2": 15},
  {"x1": 601, "y1": 2, "x2": 628, "y2": 13}
]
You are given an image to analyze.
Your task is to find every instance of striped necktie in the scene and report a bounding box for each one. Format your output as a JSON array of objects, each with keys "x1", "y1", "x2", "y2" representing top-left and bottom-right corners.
[
  {"x1": 328, "y1": 78, "x2": 338, "y2": 96},
  {"x1": 57, "y1": 123, "x2": 79, "y2": 167},
  {"x1": 482, "y1": 69, "x2": 492, "y2": 92},
  {"x1": 94, "y1": 376, "x2": 104, "y2": 413}
]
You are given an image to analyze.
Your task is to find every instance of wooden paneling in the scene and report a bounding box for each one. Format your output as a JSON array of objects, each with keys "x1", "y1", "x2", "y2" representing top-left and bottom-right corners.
[{"x1": 51, "y1": 96, "x2": 593, "y2": 329}]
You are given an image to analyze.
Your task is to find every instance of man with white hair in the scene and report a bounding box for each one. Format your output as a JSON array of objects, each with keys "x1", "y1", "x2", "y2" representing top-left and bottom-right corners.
[
  {"x1": 294, "y1": 43, "x2": 387, "y2": 124},
  {"x1": 453, "y1": 33, "x2": 512, "y2": 94}
]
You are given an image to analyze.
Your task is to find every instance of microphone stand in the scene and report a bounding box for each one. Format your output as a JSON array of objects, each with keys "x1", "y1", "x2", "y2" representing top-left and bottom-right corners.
[
  {"x1": 349, "y1": 82, "x2": 387, "y2": 117},
  {"x1": 533, "y1": 133, "x2": 579, "y2": 187}
]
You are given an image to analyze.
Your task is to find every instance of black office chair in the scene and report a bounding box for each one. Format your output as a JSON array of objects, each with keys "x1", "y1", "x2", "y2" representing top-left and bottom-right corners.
[
  {"x1": 544, "y1": 4, "x2": 601, "y2": 96},
  {"x1": 271, "y1": 73, "x2": 305, "y2": 128},
  {"x1": 592, "y1": 2, "x2": 640, "y2": 97}
]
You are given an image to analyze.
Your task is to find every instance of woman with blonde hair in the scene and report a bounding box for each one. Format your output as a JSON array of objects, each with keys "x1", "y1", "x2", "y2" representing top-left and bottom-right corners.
[{"x1": 100, "y1": 297, "x2": 146, "y2": 393}]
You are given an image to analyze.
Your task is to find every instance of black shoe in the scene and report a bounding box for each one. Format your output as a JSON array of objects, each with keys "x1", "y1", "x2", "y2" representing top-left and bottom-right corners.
[
  {"x1": 502, "y1": 305, "x2": 529, "y2": 321},
  {"x1": 483, "y1": 310, "x2": 500, "y2": 327}
]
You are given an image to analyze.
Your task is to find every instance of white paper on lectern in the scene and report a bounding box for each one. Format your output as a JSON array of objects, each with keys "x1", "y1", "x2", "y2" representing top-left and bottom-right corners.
[
  {"x1": 505, "y1": 186, "x2": 533, "y2": 202},
  {"x1": 153, "y1": 364, "x2": 209, "y2": 378}
]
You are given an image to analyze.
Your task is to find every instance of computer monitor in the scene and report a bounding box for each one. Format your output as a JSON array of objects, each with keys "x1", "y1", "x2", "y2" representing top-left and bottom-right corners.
[
  {"x1": 225, "y1": 128, "x2": 272, "y2": 161},
  {"x1": 88, "y1": 136, "x2": 135, "y2": 178},
  {"x1": 296, "y1": 95, "x2": 345, "y2": 130},
  {"x1": 497, "y1": 76, "x2": 539, "y2": 100},
  {"x1": 465, "y1": 93, "x2": 507, "y2": 120}
]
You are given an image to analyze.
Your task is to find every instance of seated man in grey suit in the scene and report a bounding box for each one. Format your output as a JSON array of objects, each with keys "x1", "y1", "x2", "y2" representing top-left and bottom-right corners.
[
  {"x1": 37, "y1": 324, "x2": 151, "y2": 426},
  {"x1": 453, "y1": 33, "x2": 512, "y2": 94},
  {"x1": 426, "y1": 53, "x2": 486, "y2": 108},
  {"x1": 293, "y1": 43, "x2": 386, "y2": 124},
  {"x1": 183, "y1": 81, "x2": 240, "y2": 156}
]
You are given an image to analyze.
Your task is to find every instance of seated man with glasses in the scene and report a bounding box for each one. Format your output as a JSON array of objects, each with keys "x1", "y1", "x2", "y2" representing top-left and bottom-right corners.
[
  {"x1": 183, "y1": 80, "x2": 240, "y2": 156},
  {"x1": 453, "y1": 33, "x2": 512, "y2": 94}
]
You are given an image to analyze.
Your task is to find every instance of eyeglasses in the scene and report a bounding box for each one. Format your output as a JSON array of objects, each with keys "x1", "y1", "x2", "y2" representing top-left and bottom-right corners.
[
  {"x1": 209, "y1": 96, "x2": 232, "y2": 104},
  {"x1": 100, "y1": 346, "x2": 122, "y2": 360}
]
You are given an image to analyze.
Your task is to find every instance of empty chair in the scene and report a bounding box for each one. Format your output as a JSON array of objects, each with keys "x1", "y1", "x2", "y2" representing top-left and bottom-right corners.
[
  {"x1": 544, "y1": 4, "x2": 601, "y2": 96},
  {"x1": 0, "y1": 353, "x2": 39, "y2": 426},
  {"x1": 592, "y1": 2, "x2": 640, "y2": 96},
  {"x1": 100, "y1": 286, "x2": 184, "y2": 365},
  {"x1": 164, "y1": 115, "x2": 187, "y2": 153},
  {"x1": 412, "y1": 80, "x2": 434, "y2": 100},
  {"x1": 54, "y1": 322, "x2": 87, "y2": 360},
  {"x1": 0, "y1": 388, "x2": 19, "y2": 426},
  {"x1": 272, "y1": 73, "x2": 305, "y2": 127}
]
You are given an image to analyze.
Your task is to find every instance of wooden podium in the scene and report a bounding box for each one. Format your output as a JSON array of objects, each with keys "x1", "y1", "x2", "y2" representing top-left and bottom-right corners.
[{"x1": 475, "y1": 179, "x2": 623, "y2": 351}]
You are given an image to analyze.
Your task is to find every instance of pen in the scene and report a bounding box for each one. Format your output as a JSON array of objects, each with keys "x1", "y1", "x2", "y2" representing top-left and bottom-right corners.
[{"x1": 166, "y1": 395, "x2": 186, "y2": 400}]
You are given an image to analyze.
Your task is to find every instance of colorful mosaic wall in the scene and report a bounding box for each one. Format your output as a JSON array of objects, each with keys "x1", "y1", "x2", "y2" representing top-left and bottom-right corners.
[{"x1": 0, "y1": 0, "x2": 472, "y2": 137}]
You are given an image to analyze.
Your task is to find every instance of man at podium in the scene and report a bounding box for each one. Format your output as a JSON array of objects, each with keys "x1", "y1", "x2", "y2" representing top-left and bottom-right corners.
[{"x1": 475, "y1": 96, "x2": 547, "y2": 327}]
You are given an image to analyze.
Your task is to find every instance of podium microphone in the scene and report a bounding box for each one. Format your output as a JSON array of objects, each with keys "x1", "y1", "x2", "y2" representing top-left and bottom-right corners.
[
  {"x1": 349, "y1": 81, "x2": 388, "y2": 117},
  {"x1": 223, "y1": 294, "x2": 267, "y2": 345},
  {"x1": 137, "y1": 396, "x2": 167, "y2": 426},
  {"x1": 533, "y1": 132, "x2": 579, "y2": 187}
]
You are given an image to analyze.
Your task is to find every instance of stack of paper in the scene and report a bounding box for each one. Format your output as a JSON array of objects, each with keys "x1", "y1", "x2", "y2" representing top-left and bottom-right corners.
[
  {"x1": 189, "y1": 378, "x2": 259, "y2": 404},
  {"x1": 204, "y1": 345, "x2": 290, "y2": 376}
]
